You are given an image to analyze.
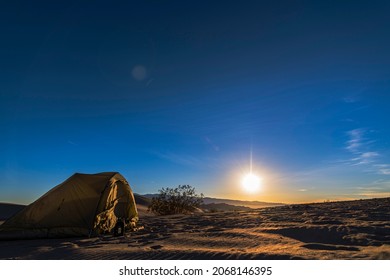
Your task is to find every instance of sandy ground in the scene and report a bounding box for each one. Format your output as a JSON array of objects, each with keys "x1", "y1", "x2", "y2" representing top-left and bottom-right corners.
[{"x1": 0, "y1": 198, "x2": 389, "y2": 260}]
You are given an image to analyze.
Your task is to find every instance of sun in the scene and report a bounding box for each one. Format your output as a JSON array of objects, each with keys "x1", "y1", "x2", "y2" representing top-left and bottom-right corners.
[{"x1": 242, "y1": 173, "x2": 262, "y2": 193}]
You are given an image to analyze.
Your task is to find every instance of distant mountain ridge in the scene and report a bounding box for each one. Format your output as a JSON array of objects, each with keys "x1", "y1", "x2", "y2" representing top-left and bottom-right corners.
[
  {"x1": 202, "y1": 197, "x2": 284, "y2": 208},
  {"x1": 0, "y1": 202, "x2": 25, "y2": 220},
  {"x1": 141, "y1": 194, "x2": 284, "y2": 209}
]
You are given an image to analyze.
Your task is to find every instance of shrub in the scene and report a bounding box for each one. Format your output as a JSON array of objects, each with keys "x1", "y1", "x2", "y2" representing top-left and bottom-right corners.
[{"x1": 148, "y1": 185, "x2": 204, "y2": 215}]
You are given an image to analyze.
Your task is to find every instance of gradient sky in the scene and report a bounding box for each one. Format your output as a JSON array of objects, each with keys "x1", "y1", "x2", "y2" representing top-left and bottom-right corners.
[{"x1": 1, "y1": 0, "x2": 390, "y2": 204}]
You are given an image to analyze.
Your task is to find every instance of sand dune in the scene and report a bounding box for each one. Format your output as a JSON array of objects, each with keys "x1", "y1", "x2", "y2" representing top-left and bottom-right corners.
[{"x1": 0, "y1": 197, "x2": 389, "y2": 259}]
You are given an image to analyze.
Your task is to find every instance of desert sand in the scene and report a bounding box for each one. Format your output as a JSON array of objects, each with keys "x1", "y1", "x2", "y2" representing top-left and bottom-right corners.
[{"x1": 0, "y1": 198, "x2": 389, "y2": 260}]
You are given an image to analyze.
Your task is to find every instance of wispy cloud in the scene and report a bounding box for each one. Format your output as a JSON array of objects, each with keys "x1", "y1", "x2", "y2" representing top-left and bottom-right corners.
[
  {"x1": 356, "y1": 192, "x2": 390, "y2": 198},
  {"x1": 67, "y1": 140, "x2": 78, "y2": 146},
  {"x1": 345, "y1": 179, "x2": 390, "y2": 199},
  {"x1": 151, "y1": 151, "x2": 219, "y2": 169},
  {"x1": 356, "y1": 186, "x2": 386, "y2": 191},
  {"x1": 153, "y1": 151, "x2": 202, "y2": 166},
  {"x1": 204, "y1": 137, "x2": 220, "y2": 152},
  {"x1": 343, "y1": 97, "x2": 357, "y2": 103},
  {"x1": 355, "y1": 184, "x2": 390, "y2": 198},
  {"x1": 346, "y1": 128, "x2": 365, "y2": 153},
  {"x1": 345, "y1": 128, "x2": 389, "y2": 175},
  {"x1": 375, "y1": 164, "x2": 390, "y2": 175},
  {"x1": 350, "y1": 151, "x2": 379, "y2": 165}
]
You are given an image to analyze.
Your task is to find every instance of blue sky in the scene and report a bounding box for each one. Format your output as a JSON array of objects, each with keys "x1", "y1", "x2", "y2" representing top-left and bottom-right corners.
[{"x1": 1, "y1": 0, "x2": 390, "y2": 204}]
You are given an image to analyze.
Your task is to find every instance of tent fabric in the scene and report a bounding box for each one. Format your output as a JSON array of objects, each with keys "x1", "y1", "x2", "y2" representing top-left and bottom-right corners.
[{"x1": 0, "y1": 172, "x2": 138, "y2": 239}]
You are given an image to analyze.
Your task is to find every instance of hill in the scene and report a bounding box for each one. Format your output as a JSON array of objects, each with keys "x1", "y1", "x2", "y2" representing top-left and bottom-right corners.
[
  {"x1": 142, "y1": 194, "x2": 283, "y2": 209},
  {"x1": 202, "y1": 197, "x2": 284, "y2": 208},
  {"x1": 0, "y1": 202, "x2": 26, "y2": 220}
]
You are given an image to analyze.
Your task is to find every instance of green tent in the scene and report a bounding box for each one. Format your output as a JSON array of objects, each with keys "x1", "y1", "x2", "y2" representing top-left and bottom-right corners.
[{"x1": 0, "y1": 172, "x2": 138, "y2": 239}]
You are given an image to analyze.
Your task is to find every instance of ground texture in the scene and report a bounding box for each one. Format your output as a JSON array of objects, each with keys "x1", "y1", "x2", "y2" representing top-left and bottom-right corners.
[{"x1": 0, "y1": 198, "x2": 389, "y2": 259}]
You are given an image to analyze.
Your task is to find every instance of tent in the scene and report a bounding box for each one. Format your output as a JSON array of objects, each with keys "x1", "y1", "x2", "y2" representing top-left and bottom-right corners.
[{"x1": 0, "y1": 172, "x2": 138, "y2": 239}]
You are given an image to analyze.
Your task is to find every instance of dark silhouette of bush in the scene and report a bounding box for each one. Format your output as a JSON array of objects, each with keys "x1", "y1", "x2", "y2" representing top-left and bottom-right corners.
[{"x1": 148, "y1": 185, "x2": 204, "y2": 215}]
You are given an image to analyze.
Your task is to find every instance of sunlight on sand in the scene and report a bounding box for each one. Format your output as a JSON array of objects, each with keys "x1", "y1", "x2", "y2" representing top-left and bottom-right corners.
[{"x1": 1, "y1": 197, "x2": 390, "y2": 259}]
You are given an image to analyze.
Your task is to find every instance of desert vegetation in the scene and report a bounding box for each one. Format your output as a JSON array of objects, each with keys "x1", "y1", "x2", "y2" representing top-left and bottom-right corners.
[{"x1": 148, "y1": 185, "x2": 204, "y2": 215}]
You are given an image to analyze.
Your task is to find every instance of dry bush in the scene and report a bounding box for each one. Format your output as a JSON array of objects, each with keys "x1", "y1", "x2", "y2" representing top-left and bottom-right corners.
[{"x1": 148, "y1": 185, "x2": 204, "y2": 215}]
